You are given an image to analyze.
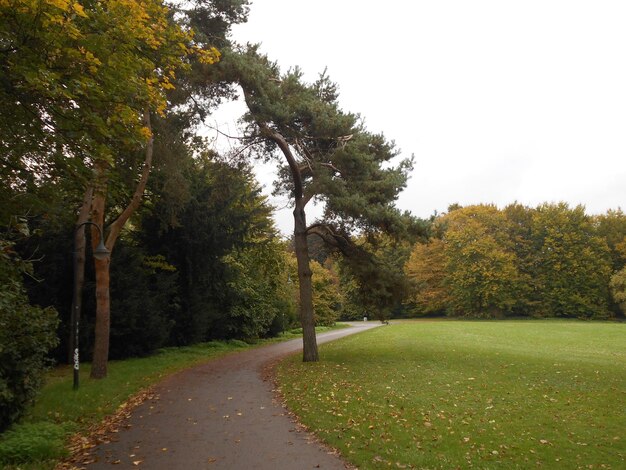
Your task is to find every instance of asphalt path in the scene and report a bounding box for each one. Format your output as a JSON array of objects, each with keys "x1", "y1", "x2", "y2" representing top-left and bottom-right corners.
[{"x1": 85, "y1": 322, "x2": 381, "y2": 469}]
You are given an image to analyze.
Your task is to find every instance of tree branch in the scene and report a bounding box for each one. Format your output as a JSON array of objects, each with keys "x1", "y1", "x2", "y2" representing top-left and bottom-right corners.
[
  {"x1": 105, "y1": 109, "x2": 153, "y2": 247},
  {"x1": 205, "y1": 123, "x2": 251, "y2": 141},
  {"x1": 302, "y1": 191, "x2": 316, "y2": 207},
  {"x1": 320, "y1": 162, "x2": 343, "y2": 175},
  {"x1": 306, "y1": 223, "x2": 359, "y2": 257},
  {"x1": 263, "y1": 124, "x2": 304, "y2": 201}
]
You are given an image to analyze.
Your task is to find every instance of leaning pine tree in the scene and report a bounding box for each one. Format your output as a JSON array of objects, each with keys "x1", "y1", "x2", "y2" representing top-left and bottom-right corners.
[{"x1": 222, "y1": 48, "x2": 413, "y2": 361}]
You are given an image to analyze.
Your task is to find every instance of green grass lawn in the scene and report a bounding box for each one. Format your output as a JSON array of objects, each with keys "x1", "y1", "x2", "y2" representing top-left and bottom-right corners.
[
  {"x1": 0, "y1": 324, "x2": 347, "y2": 469},
  {"x1": 276, "y1": 320, "x2": 626, "y2": 469}
]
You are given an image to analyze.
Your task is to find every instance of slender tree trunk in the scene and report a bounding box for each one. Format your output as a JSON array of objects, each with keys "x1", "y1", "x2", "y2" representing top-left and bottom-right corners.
[
  {"x1": 68, "y1": 187, "x2": 93, "y2": 364},
  {"x1": 293, "y1": 203, "x2": 318, "y2": 362},
  {"x1": 91, "y1": 254, "x2": 111, "y2": 378},
  {"x1": 90, "y1": 183, "x2": 110, "y2": 379}
]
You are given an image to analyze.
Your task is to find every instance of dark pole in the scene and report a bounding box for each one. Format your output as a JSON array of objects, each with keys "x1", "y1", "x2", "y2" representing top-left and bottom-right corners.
[
  {"x1": 71, "y1": 245, "x2": 80, "y2": 390},
  {"x1": 71, "y1": 222, "x2": 109, "y2": 390}
]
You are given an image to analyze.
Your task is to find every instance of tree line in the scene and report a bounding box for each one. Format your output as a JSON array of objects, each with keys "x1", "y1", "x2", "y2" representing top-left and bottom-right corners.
[{"x1": 404, "y1": 203, "x2": 626, "y2": 319}]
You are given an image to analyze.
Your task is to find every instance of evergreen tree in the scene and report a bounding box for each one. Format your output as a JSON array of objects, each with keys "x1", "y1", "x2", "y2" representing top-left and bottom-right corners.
[{"x1": 220, "y1": 48, "x2": 413, "y2": 360}]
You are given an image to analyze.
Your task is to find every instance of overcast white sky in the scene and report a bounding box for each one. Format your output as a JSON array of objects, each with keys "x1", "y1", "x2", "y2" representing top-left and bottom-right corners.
[{"x1": 210, "y1": 0, "x2": 626, "y2": 234}]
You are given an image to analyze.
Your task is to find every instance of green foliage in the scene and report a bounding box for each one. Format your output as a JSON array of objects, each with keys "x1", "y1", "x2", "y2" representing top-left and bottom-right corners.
[
  {"x1": 610, "y1": 267, "x2": 626, "y2": 315},
  {"x1": 277, "y1": 321, "x2": 626, "y2": 469},
  {"x1": 284, "y1": 254, "x2": 342, "y2": 326},
  {"x1": 595, "y1": 209, "x2": 626, "y2": 272},
  {"x1": 531, "y1": 203, "x2": 612, "y2": 319},
  {"x1": 310, "y1": 260, "x2": 342, "y2": 326},
  {"x1": 340, "y1": 236, "x2": 414, "y2": 321},
  {"x1": 335, "y1": 273, "x2": 363, "y2": 321},
  {"x1": 0, "y1": 239, "x2": 59, "y2": 432},
  {"x1": 106, "y1": 243, "x2": 178, "y2": 359},
  {"x1": 443, "y1": 205, "x2": 526, "y2": 317},
  {"x1": 140, "y1": 156, "x2": 281, "y2": 344},
  {"x1": 0, "y1": 0, "x2": 206, "y2": 201},
  {"x1": 222, "y1": 239, "x2": 292, "y2": 338}
]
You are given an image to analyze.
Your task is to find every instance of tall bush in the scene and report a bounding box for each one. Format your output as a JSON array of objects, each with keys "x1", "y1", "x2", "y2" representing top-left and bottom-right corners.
[{"x1": 0, "y1": 239, "x2": 58, "y2": 431}]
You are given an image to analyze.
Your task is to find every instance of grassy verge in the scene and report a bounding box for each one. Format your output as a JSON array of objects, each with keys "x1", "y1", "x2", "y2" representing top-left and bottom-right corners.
[
  {"x1": 0, "y1": 324, "x2": 348, "y2": 469},
  {"x1": 276, "y1": 320, "x2": 626, "y2": 469}
]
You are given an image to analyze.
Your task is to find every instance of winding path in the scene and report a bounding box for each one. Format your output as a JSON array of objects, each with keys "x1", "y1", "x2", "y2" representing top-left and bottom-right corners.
[{"x1": 86, "y1": 322, "x2": 380, "y2": 469}]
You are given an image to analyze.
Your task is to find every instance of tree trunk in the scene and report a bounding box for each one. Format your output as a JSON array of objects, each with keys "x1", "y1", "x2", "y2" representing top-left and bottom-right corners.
[
  {"x1": 90, "y1": 187, "x2": 110, "y2": 379},
  {"x1": 293, "y1": 203, "x2": 319, "y2": 362},
  {"x1": 68, "y1": 187, "x2": 93, "y2": 364},
  {"x1": 250, "y1": 119, "x2": 320, "y2": 362},
  {"x1": 89, "y1": 110, "x2": 154, "y2": 379}
]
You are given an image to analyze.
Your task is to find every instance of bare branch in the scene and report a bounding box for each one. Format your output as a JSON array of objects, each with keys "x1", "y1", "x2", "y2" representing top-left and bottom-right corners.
[{"x1": 204, "y1": 123, "x2": 250, "y2": 141}]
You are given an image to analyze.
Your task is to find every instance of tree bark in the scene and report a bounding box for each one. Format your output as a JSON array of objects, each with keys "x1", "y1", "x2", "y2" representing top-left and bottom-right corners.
[
  {"x1": 293, "y1": 202, "x2": 318, "y2": 362},
  {"x1": 90, "y1": 110, "x2": 154, "y2": 379},
  {"x1": 68, "y1": 186, "x2": 93, "y2": 364},
  {"x1": 258, "y1": 124, "x2": 319, "y2": 361},
  {"x1": 90, "y1": 180, "x2": 110, "y2": 379}
]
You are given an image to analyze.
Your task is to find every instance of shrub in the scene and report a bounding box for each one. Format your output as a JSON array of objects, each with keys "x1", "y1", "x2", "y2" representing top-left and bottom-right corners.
[{"x1": 0, "y1": 239, "x2": 59, "y2": 432}]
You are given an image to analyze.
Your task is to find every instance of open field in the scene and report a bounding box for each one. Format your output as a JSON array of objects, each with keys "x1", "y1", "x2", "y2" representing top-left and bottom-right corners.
[{"x1": 276, "y1": 320, "x2": 626, "y2": 469}]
